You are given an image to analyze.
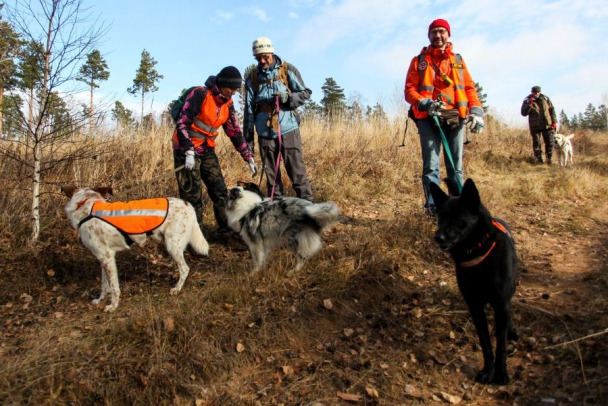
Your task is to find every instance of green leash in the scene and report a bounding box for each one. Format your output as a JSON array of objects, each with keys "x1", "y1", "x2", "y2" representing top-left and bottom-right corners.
[{"x1": 431, "y1": 94, "x2": 463, "y2": 193}]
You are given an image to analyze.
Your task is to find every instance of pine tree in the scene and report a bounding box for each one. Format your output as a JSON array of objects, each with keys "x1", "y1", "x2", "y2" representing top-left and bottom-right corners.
[
  {"x1": 76, "y1": 49, "x2": 110, "y2": 135},
  {"x1": 474, "y1": 82, "x2": 488, "y2": 113},
  {"x1": 559, "y1": 110, "x2": 570, "y2": 130},
  {"x1": 0, "y1": 6, "x2": 22, "y2": 136},
  {"x1": 127, "y1": 49, "x2": 163, "y2": 123},
  {"x1": 320, "y1": 77, "x2": 347, "y2": 120}
]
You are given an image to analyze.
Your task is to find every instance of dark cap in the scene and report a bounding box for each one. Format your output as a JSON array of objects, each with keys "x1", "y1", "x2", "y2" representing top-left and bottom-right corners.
[
  {"x1": 216, "y1": 66, "x2": 242, "y2": 89},
  {"x1": 531, "y1": 86, "x2": 541, "y2": 93}
]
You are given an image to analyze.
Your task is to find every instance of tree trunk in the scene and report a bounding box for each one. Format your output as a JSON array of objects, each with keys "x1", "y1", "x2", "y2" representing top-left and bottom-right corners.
[
  {"x1": 141, "y1": 91, "x2": 145, "y2": 126},
  {"x1": 0, "y1": 86, "x2": 4, "y2": 137},
  {"x1": 30, "y1": 142, "x2": 41, "y2": 242},
  {"x1": 89, "y1": 84, "x2": 94, "y2": 137}
]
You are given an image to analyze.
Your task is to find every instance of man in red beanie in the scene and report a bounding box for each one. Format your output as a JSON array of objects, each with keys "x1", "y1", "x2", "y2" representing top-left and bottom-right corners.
[{"x1": 404, "y1": 18, "x2": 484, "y2": 216}]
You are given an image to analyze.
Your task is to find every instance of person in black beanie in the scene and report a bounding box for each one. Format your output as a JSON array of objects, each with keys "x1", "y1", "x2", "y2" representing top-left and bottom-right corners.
[{"x1": 171, "y1": 66, "x2": 258, "y2": 239}]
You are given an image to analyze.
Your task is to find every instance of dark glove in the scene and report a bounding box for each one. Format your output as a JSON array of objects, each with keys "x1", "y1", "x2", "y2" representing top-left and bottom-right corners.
[
  {"x1": 418, "y1": 98, "x2": 446, "y2": 117},
  {"x1": 528, "y1": 96, "x2": 535, "y2": 105},
  {"x1": 273, "y1": 92, "x2": 289, "y2": 104}
]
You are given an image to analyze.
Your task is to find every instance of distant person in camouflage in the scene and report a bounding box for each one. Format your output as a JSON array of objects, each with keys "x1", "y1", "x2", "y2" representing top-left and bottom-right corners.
[
  {"x1": 521, "y1": 85, "x2": 557, "y2": 164},
  {"x1": 172, "y1": 66, "x2": 258, "y2": 233}
]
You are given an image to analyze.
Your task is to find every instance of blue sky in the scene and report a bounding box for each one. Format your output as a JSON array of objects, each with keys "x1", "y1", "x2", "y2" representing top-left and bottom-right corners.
[{"x1": 50, "y1": 0, "x2": 608, "y2": 126}]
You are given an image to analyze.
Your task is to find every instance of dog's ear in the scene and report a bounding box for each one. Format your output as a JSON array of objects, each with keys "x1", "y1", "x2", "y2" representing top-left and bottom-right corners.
[
  {"x1": 566, "y1": 134, "x2": 574, "y2": 140},
  {"x1": 429, "y1": 182, "x2": 448, "y2": 209},
  {"x1": 460, "y1": 179, "x2": 481, "y2": 214},
  {"x1": 229, "y1": 187, "x2": 242, "y2": 201},
  {"x1": 93, "y1": 186, "x2": 113, "y2": 198},
  {"x1": 61, "y1": 185, "x2": 78, "y2": 198}
]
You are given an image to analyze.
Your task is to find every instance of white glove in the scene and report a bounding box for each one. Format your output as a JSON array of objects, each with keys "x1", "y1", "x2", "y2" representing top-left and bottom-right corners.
[
  {"x1": 248, "y1": 158, "x2": 258, "y2": 178},
  {"x1": 184, "y1": 150, "x2": 196, "y2": 170},
  {"x1": 466, "y1": 115, "x2": 484, "y2": 134}
]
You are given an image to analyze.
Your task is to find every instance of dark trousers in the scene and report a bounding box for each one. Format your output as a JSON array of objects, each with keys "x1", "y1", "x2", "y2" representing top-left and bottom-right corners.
[
  {"x1": 531, "y1": 129, "x2": 554, "y2": 163},
  {"x1": 173, "y1": 149, "x2": 228, "y2": 228},
  {"x1": 259, "y1": 128, "x2": 313, "y2": 201}
]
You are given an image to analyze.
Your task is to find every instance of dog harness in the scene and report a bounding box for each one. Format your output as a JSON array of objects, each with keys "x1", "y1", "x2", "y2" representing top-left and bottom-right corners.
[
  {"x1": 458, "y1": 219, "x2": 512, "y2": 268},
  {"x1": 78, "y1": 198, "x2": 169, "y2": 245}
]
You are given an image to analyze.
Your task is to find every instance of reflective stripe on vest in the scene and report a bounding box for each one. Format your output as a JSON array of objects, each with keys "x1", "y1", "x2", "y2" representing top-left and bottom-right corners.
[
  {"x1": 90, "y1": 198, "x2": 169, "y2": 235},
  {"x1": 414, "y1": 53, "x2": 469, "y2": 119},
  {"x1": 172, "y1": 90, "x2": 231, "y2": 149}
]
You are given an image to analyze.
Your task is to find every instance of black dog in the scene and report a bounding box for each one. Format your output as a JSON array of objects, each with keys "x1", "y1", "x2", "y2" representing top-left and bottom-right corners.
[{"x1": 429, "y1": 178, "x2": 518, "y2": 385}]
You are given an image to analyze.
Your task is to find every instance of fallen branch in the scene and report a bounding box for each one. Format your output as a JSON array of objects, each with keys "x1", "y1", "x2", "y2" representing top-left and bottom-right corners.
[{"x1": 544, "y1": 327, "x2": 608, "y2": 350}]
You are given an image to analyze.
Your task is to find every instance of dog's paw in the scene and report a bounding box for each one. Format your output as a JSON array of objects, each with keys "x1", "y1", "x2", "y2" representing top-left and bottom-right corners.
[
  {"x1": 475, "y1": 368, "x2": 495, "y2": 384},
  {"x1": 104, "y1": 304, "x2": 117, "y2": 312},
  {"x1": 492, "y1": 369, "x2": 510, "y2": 385},
  {"x1": 169, "y1": 287, "x2": 181, "y2": 295},
  {"x1": 91, "y1": 298, "x2": 101, "y2": 305}
]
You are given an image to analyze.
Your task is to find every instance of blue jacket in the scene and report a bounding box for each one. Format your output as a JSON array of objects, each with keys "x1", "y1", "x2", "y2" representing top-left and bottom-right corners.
[{"x1": 244, "y1": 55, "x2": 312, "y2": 140}]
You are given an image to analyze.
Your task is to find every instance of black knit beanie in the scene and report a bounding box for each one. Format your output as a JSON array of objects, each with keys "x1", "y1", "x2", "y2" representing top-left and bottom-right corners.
[{"x1": 216, "y1": 66, "x2": 242, "y2": 89}]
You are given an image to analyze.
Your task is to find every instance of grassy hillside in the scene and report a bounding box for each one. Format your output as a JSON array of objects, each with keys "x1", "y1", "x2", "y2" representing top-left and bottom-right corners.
[{"x1": 0, "y1": 117, "x2": 606, "y2": 405}]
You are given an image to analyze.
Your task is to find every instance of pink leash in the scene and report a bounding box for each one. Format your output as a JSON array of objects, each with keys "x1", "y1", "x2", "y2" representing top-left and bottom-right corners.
[{"x1": 269, "y1": 95, "x2": 283, "y2": 201}]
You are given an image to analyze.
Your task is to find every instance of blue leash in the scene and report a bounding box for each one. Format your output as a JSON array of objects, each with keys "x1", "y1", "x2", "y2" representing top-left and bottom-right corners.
[{"x1": 431, "y1": 94, "x2": 463, "y2": 193}]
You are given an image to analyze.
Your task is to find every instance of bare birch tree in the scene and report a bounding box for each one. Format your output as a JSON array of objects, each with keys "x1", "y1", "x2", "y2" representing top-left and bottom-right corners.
[{"x1": 1, "y1": 0, "x2": 108, "y2": 242}]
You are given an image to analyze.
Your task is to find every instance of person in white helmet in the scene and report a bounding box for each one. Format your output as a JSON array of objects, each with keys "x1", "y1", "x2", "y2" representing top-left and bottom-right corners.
[{"x1": 244, "y1": 37, "x2": 314, "y2": 201}]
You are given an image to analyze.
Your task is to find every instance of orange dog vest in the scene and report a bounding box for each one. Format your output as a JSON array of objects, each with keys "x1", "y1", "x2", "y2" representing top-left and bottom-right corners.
[{"x1": 88, "y1": 198, "x2": 169, "y2": 235}]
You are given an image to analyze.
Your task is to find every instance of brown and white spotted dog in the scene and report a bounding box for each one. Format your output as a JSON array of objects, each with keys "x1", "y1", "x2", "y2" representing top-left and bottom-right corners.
[{"x1": 61, "y1": 185, "x2": 209, "y2": 312}]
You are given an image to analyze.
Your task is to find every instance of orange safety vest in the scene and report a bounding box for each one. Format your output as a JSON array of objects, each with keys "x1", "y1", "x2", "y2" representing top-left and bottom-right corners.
[
  {"x1": 172, "y1": 90, "x2": 232, "y2": 148},
  {"x1": 87, "y1": 198, "x2": 169, "y2": 235},
  {"x1": 411, "y1": 52, "x2": 469, "y2": 120}
]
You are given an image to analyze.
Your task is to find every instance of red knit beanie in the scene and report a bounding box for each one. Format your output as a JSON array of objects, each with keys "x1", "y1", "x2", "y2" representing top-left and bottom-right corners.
[{"x1": 428, "y1": 19, "x2": 451, "y2": 36}]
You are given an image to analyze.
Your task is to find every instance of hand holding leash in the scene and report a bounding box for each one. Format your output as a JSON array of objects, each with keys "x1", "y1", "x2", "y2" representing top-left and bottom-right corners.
[
  {"x1": 419, "y1": 98, "x2": 446, "y2": 117},
  {"x1": 184, "y1": 150, "x2": 196, "y2": 170},
  {"x1": 273, "y1": 92, "x2": 289, "y2": 104}
]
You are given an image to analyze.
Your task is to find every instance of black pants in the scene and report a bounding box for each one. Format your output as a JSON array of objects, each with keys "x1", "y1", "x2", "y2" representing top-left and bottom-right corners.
[
  {"x1": 173, "y1": 150, "x2": 228, "y2": 228},
  {"x1": 259, "y1": 128, "x2": 313, "y2": 201},
  {"x1": 531, "y1": 129, "x2": 554, "y2": 163}
]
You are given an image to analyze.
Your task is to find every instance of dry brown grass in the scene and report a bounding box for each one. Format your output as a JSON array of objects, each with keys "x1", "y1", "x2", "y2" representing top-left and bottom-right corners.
[{"x1": 0, "y1": 118, "x2": 607, "y2": 405}]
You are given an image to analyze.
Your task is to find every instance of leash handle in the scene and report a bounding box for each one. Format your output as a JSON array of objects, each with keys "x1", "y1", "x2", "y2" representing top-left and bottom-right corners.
[
  {"x1": 269, "y1": 95, "x2": 282, "y2": 201},
  {"x1": 432, "y1": 115, "x2": 463, "y2": 194}
]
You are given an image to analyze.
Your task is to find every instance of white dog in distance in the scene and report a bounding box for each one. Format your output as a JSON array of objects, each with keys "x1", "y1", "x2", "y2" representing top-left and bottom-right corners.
[
  {"x1": 554, "y1": 133, "x2": 574, "y2": 167},
  {"x1": 61, "y1": 185, "x2": 209, "y2": 312}
]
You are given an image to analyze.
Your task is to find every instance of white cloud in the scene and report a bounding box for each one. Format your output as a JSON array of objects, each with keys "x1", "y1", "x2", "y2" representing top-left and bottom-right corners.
[
  {"x1": 246, "y1": 7, "x2": 271, "y2": 22},
  {"x1": 216, "y1": 11, "x2": 234, "y2": 21}
]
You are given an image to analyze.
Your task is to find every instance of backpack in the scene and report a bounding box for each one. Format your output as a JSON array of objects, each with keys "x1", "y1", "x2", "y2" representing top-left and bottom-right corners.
[
  {"x1": 170, "y1": 86, "x2": 201, "y2": 123},
  {"x1": 249, "y1": 62, "x2": 291, "y2": 95}
]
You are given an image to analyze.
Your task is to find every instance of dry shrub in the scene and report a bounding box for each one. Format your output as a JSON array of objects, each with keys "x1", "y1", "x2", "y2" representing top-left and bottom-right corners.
[{"x1": 0, "y1": 117, "x2": 607, "y2": 404}]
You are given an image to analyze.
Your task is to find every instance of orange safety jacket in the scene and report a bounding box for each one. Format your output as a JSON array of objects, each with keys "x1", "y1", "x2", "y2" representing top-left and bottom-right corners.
[
  {"x1": 82, "y1": 198, "x2": 169, "y2": 235},
  {"x1": 172, "y1": 90, "x2": 232, "y2": 148},
  {"x1": 405, "y1": 44, "x2": 480, "y2": 120}
]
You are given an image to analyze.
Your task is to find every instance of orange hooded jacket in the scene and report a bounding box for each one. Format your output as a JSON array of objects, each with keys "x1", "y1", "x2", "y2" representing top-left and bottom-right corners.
[{"x1": 405, "y1": 43, "x2": 481, "y2": 120}]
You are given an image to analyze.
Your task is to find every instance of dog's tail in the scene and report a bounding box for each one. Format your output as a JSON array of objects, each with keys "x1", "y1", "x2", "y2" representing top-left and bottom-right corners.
[
  {"x1": 306, "y1": 202, "x2": 340, "y2": 230},
  {"x1": 189, "y1": 224, "x2": 209, "y2": 256}
]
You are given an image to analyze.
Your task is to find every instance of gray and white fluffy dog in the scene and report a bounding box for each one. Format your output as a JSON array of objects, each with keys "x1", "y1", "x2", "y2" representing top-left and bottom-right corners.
[{"x1": 225, "y1": 185, "x2": 340, "y2": 272}]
